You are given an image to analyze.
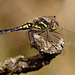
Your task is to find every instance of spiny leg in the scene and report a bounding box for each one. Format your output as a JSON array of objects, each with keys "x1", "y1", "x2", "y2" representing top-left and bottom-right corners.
[
  {"x1": 28, "y1": 30, "x2": 31, "y2": 43},
  {"x1": 46, "y1": 31, "x2": 54, "y2": 47},
  {"x1": 49, "y1": 31, "x2": 61, "y2": 50},
  {"x1": 28, "y1": 30, "x2": 43, "y2": 50},
  {"x1": 47, "y1": 31, "x2": 50, "y2": 42},
  {"x1": 28, "y1": 30, "x2": 42, "y2": 43},
  {"x1": 50, "y1": 32, "x2": 61, "y2": 39},
  {"x1": 38, "y1": 31, "x2": 45, "y2": 35},
  {"x1": 53, "y1": 31, "x2": 62, "y2": 35},
  {"x1": 30, "y1": 30, "x2": 42, "y2": 41}
]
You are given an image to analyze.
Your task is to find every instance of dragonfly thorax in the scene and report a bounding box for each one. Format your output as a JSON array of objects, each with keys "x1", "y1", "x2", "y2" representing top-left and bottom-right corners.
[{"x1": 33, "y1": 16, "x2": 59, "y2": 31}]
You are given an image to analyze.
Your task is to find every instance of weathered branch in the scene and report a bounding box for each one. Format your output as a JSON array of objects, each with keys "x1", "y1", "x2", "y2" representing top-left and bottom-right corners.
[{"x1": 0, "y1": 34, "x2": 64, "y2": 75}]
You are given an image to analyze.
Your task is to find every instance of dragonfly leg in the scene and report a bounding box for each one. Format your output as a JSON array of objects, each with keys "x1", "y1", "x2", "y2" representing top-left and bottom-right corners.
[
  {"x1": 53, "y1": 31, "x2": 62, "y2": 35},
  {"x1": 38, "y1": 31, "x2": 45, "y2": 35},
  {"x1": 28, "y1": 30, "x2": 35, "y2": 48},
  {"x1": 47, "y1": 31, "x2": 50, "y2": 42},
  {"x1": 28, "y1": 30, "x2": 42, "y2": 49},
  {"x1": 49, "y1": 31, "x2": 61, "y2": 39},
  {"x1": 28, "y1": 31, "x2": 31, "y2": 43},
  {"x1": 28, "y1": 30, "x2": 42, "y2": 43}
]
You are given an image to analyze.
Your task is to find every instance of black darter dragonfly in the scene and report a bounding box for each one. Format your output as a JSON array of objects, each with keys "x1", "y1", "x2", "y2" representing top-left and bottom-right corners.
[{"x1": 0, "y1": 16, "x2": 75, "y2": 47}]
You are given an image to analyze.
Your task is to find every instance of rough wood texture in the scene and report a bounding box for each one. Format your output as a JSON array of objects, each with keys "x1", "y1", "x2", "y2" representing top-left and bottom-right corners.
[{"x1": 0, "y1": 34, "x2": 64, "y2": 75}]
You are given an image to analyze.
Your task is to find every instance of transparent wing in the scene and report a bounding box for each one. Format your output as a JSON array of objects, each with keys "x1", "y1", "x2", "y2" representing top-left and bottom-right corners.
[
  {"x1": 52, "y1": 26, "x2": 75, "y2": 46},
  {"x1": 32, "y1": 26, "x2": 75, "y2": 47},
  {"x1": 42, "y1": 16, "x2": 56, "y2": 19}
]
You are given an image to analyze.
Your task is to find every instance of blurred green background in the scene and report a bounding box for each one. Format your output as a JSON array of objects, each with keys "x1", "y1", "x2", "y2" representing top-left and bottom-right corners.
[{"x1": 0, "y1": 0, "x2": 75, "y2": 75}]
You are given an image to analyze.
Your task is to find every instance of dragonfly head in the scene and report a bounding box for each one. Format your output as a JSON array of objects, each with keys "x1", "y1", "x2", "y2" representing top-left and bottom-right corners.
[{"x1": 50, "y1": 19, "x2": 59, "y2": 31}]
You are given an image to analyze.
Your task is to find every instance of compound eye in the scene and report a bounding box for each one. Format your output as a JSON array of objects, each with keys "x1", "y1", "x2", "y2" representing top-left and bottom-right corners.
[{"x1": 51, "y1": 20, "x2": 59, "y2": 30}]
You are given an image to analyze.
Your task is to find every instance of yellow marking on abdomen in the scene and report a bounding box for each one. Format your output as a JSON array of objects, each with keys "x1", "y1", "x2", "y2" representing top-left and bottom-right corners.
[
  {"x1": 26, "y1": 25, "x2": 29, "y2": 28},
  {"x1": 20, "y1": 26, "x2": 23, "y2": 28},
  {"x1": 23, "y1": 25, "x2": 26, "y2": 28},
  {"x1": 22, "y1": 24, "x2": 29, "y2": 28}
]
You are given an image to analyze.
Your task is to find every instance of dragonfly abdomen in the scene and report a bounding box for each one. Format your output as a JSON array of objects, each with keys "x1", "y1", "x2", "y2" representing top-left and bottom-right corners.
[{"x1": 0, "y1": 23, "x2": 32, "y2": 35}]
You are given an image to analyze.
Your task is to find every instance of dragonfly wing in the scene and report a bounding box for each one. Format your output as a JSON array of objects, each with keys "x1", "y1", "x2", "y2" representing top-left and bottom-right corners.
[{"x1": 54, "y1": 26, "x2": 75, "y2": 46}]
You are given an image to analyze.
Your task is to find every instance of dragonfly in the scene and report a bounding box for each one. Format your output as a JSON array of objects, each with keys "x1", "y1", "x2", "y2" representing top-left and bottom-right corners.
[{"x1": 0, "y1": 16, "x2": 75, "y2": 47}]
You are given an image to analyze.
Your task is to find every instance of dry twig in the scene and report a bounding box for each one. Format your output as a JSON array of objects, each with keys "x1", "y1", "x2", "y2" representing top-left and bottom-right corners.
[{"x1": 0, "y1": 34, "x2": 64, "y2": 75}]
